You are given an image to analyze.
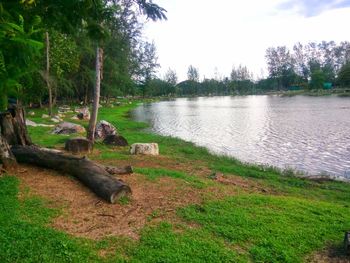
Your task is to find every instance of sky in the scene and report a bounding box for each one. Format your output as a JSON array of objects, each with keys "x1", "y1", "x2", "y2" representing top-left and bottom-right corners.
[{"x1": 143, "y1": 0, "x2": 350, "y2": 82}]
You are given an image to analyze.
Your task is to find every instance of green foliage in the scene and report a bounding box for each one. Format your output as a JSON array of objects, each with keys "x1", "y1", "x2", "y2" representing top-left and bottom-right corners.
[
  {"x1": 337, "y1": 62, "x2": 350, "y2": 87},
  {"x1": 0, "y1": 4, "x2": 43, "y2": 109},
  {"x1": 310, "y1": 69, "x2": 326, "y2": 90}
]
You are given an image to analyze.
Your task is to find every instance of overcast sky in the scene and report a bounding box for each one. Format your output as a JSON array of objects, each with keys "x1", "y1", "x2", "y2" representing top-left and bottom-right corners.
[{"x1": 143, "y1": 0, "x2": 350, "y2": 82}]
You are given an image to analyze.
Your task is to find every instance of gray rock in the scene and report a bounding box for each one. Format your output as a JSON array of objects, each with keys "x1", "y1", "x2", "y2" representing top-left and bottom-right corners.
[
  {"x1": 130, "y1": 143, "x2": 159, "y2": 155},
  {"x1": 95, "y1": 120, "x2": 118, "y2": 140},
  {"x1": 52, "y1": 122, "x2": 86, "y2": 134}
]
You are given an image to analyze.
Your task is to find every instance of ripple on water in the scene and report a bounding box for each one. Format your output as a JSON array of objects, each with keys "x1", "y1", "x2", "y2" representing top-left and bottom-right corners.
[{"x1": 132, "y1": 96, "x2": 350, "y2": 179}]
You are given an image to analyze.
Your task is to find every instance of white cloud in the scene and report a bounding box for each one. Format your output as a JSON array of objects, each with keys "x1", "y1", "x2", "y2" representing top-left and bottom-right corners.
[{"x1": 144, "y1": 0, "x2": 350, "y2": 81}]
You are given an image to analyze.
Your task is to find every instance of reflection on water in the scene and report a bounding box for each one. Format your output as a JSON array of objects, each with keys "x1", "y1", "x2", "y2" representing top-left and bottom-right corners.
[{"x1": 132, "y1": 96, "x2": 350, "y2": 179}]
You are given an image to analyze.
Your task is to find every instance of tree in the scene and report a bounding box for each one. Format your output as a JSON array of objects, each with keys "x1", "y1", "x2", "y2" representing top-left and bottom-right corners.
[
  {"x1": 265, "y1": 46, "x2": 295, "y2": 89},
  {"x1": 187, "y1": 65, "x2": 199, "y2": 82},
  {"x1": 0, "y1": 2, "x2": 43, "y2": 110},
  {"x1": 164, "y1": 68, "x2": 178, "y2": 86},
  {"x1": 310, "y1": 69, "x2": 326, "y2": 90},
  {"x1": 136, "y1": 41, "x2": 160, "y2": 97},
  {"x1": 86, "y1": 0, "x2": 166, "y2": 142},
  {"x1": 337, "y1": 63, "x2": 350, "y2": 87}
]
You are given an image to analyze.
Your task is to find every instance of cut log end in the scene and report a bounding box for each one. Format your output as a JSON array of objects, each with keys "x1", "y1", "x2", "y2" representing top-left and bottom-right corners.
[{"x1": 110, "y1": 185, "x2": 132, "y2": 204}]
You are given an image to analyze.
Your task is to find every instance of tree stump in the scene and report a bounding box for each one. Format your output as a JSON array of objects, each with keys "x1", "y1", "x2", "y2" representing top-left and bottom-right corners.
[{"x1": 65, "y1": 137, "x2": 93, "y2": 154}]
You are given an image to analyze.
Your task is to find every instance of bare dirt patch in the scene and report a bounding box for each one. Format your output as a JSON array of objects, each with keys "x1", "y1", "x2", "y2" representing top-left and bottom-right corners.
[
  {"x1": 308, "y1": 246, "x2": 350, "y2": 263},
  {"x1": 16, "y1": 164, "x2": 205, "y2": 240}
]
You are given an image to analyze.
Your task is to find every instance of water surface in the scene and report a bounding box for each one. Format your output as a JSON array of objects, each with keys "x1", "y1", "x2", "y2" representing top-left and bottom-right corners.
[{"x1": 132, "y1": 96, "x2": 350, "y2": 179}]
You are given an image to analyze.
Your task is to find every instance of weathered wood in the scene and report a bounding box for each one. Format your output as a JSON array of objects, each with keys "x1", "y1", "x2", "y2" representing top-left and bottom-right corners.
[
  {"x1": 11, "y1": 145, "x2": 131, "y2": 203},
  {"x1": 0, "y1": 134, "x2": 17, "y2": 169},
  {"x1": 104, "y1": 165, "x2": 133, "y2": 175},
  {"x1": 0, "y1": 106, "x2": 32, "y2": 146},
  {"x1": 65, "y1": 137, "x2": 93, "y2": 154}
]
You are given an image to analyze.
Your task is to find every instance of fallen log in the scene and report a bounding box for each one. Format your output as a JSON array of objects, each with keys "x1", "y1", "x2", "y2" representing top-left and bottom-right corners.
[{"x1": 11, "y1": 145, "x2": 131, "y2": 203}]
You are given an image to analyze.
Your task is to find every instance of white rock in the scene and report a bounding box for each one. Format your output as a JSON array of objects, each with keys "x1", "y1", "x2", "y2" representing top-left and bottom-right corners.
[
  {"x1": 58, "y1": 105, "x2": 71, "y2": 113},
  {"x1": 42, "y1": 114, "x2": 49, "y2": 118},
  {"x1": 26, "y1": 119, "x2": 37, "y2": 127},
  {"x1": 26, "y1": 119, "x2": 54, "y2": 127},
  {"x1": 28, "y1": 111, "x2": 35, "y2": 116},
  {"x1": 51, "y1": 122, "x2": 86, "y2": 134},
  {"x1": 51, "y1": 118, "x2": 60, "y2": 123},
  {"x1": 71, "y1": 116, "x2": 79, "y2": 120},
  {"x1": 130, "y1": 143, "x2": 159, "y2": 155}
]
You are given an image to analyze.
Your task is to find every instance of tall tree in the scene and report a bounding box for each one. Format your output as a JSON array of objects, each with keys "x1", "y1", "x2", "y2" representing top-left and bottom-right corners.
[
  {"x1": 87, "y1": 0, "x2": 167, "y2": 142},
  {"x1": 0, "y1": 2, "x2": 43, "y2": 110},
  {"x1": 187, "y1": 65, "x2": 199, "y2": 82},
  {"x1": 164, "y1": 68, "x2": 178, "y2": 86}
]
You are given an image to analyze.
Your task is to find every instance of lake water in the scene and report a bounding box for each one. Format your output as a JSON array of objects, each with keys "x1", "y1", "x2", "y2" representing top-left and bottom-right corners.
[{"x1": 132, "y1": 96, "x2": 350, "y2": 180}]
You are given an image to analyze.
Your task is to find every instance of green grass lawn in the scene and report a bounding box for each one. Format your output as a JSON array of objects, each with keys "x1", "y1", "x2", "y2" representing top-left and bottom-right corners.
[{"x1": 2, "y1": 100, "x2": 349, "y2": 262}]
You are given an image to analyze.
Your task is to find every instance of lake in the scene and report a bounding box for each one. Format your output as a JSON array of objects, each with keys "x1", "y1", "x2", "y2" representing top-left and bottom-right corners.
[{"x1": 132, "y1": 96, "x2": 350, "y2": 180}]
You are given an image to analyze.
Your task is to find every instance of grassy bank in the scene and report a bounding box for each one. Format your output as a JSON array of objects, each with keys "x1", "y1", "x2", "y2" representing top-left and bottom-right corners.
[{"x1": 1, "y1": 101, "x2": 350, "y2": 262}]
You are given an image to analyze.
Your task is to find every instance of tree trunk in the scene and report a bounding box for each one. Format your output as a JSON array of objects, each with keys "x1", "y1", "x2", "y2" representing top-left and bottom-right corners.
[
  {"x1": 0, "y1": 134, "x2": 17, "y2": 169},
  {"x1": 11, "y1": 145, "x2": 131, "y2": 203},
  {"x1": 0, "y1": 106, "x2": 32, "y2": 146},
  {"x1": 87, "y1": 46, "x2": 103, "y2": 142},
  {"x1": 46, "y1": 31, "x2": 53, "y2": 117}
]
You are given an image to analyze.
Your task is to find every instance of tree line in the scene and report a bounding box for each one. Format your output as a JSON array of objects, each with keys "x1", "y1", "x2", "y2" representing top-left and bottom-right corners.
[{"x1": 142, "y1": 41, "x2": 350, "y2": 97}]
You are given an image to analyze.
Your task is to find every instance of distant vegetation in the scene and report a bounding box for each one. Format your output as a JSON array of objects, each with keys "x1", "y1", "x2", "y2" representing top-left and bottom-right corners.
[{"x1": 144, "y1": 41, "x2": 350, "y2": 97}]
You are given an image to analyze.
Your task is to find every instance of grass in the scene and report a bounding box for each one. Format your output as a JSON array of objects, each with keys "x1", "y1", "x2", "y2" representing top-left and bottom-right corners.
[
  {"x1": 0, "y1": 176, "x2": 104, "y2": 263},
  {"x1": 135, "y1": 167, "x2": 209, "y2": 189},
  {"x1": 179, "y1": 194, "x2": 350, "y2": 262},
  {"x1": 10, "y1": 100, "x2": 350, "y2": 262}
]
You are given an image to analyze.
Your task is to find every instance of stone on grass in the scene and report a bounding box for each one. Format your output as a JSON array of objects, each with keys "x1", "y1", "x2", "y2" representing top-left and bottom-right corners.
[
  {"x1": 75, "y1": 107, "x2": 90, "y2": 120},
  {"x1": 71, "y1": 115, "x2": 79, "y2": 120},
  {"x1": 42, "y1": 114, "x2": 49, "y2": 118},
  {"x1": 51, "y1": 118, "x2": 60, "y2": 123},
  {"x1": 103, "y1": 134, "x2": 128, "y2": 146},
  {"x1": 95, "y1": 120, "x2": 118, "y2": 140},
  {"x1": 65, "y1": 137, "x2": 93, "y2": 154},
  {"x1": 130, "y1": 143, "x2": 159, "y2": 155},
  {"x1": 28, "y1": 111, "x2": 35, "y2": 116},
  {"x1": 26, "y1": 119, "x2": 37, "y2": 127},
  {"x1": 58, "y1": 105, "x2": 71, "y2": 113},
  {"x1": 25, "y1": 119, "x2": 54, "y2": 127},
  {"x1": 52, "y1": 122, "x2": 86, "y2": 135}
]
